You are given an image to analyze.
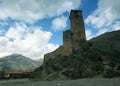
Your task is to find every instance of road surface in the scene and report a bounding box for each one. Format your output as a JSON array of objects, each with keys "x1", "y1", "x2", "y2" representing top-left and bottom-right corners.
[{"x1": 0, "y1": 78, "x2": 120, "y2": 86}]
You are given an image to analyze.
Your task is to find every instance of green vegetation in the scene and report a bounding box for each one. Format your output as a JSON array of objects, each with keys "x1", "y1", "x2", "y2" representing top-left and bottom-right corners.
[{"x1": 0, "y1": 71, "x2": 6, "y2": 78}]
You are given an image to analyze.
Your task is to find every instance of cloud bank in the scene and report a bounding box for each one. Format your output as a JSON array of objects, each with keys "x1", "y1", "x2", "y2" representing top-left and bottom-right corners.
[
  {"x1": 0, "y1": 23, "x2": 59, "y2": 59},
  {"x1": 52, "y1": 16, "x2": 67, "y2": 31},
  {"x1": 0, "y1": 0, "x2": 81, "y2": 22},
  {"x1": 0, "y1": 0, "x2": 81, "y2": 59},
  {"x1": 85, "y1": 0, "x2": 120, "y2": 39}
]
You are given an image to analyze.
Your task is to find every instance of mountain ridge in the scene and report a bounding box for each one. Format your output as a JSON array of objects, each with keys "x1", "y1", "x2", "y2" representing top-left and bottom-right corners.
[{"x1": 0, "y1": 54, "x2": 41, "y2": 72}]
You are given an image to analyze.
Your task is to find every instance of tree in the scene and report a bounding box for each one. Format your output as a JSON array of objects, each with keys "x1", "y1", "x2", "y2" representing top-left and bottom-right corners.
[{"x1": 0, "y1": 71, "x2": 6, "y2": 78}]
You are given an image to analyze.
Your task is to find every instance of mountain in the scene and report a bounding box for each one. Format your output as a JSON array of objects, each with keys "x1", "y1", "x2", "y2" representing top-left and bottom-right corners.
[
  {"x1": 33, "y1": 30, "x2": 120, "y2": 80},
  {"x1": 90, "y1": 30, "x2": 120, "y2": 62},
  {"x1": 0, "y1": 54, "x2": 41, "y2": 72}
]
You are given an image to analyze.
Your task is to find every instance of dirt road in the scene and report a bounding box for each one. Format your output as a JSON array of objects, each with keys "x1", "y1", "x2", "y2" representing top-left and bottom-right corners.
[{"x1": 0, "y1": 78, "x2": 120, "y2": 86}]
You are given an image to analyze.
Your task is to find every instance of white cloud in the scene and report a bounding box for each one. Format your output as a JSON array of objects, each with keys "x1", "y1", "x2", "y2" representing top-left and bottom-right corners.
[
  {"x1": 85, "y1": 7, "x2": 114, "y2": 29},
  {"x1": 0, "y1": 23, "x2": 59, "y2": 59},
  {"x1": 0, "y1": 0, "x2": 81, "y2": 22},
  {"x1": 52, "y1": 16, "x2": 67, "y2": 31},
  {"x1": 0, "y1": 36, "x2": 9, "y2": 51},
  {"x1": 85, "y1": 29, "x2": 96, "y2": 40},
  {"x1": 85, "y1": 29, "x2": 92, "y2": 40},
  {"x1": 111, "y1": 21, "x2": 120, "y2": 31},
  {"x1": 0, "y1": 0, "x2": 81, "y2": 59},
  {"x1": 85, "y1": 0, "x2": 120, "y2": 38},
  {"x1": 5, "y1": 23, "x2": 26, "y2": 39}
]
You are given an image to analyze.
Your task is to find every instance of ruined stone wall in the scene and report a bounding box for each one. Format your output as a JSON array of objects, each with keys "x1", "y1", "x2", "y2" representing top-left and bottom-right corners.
[{"x1": 63, "y1": 30, "x2": 72, "y2": 55}]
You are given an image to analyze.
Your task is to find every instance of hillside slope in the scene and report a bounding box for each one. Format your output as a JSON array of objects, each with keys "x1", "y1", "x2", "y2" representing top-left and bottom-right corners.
[
  {"x1": 0, "y1": 54, "x2": 40, "y2": 72},
  {"x1": 90, "y1": 30, "x2": 120, "y2": 61}
]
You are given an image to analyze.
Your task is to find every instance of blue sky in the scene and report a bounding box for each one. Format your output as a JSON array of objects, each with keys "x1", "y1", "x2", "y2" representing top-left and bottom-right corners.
[{"x1": 0, "y1": 0, "x2": 120, "y2": 59}]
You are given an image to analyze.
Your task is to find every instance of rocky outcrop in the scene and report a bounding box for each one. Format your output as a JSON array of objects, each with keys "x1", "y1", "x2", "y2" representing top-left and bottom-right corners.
[{"x1": 33, "y1": 41, "x2": 105, "y2": 80}]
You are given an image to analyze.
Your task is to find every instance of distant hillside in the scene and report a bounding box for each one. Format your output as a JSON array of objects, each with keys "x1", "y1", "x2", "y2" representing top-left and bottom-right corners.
[
  {"x1": 33, "y1": 30, "x2": 120, "y2": 80},
  {"x1": 90, "y1": 30, "x2": 120, "y2": 63},
  {"x1": 0, "y1": 54, "x2": 41, "y2": 72}
]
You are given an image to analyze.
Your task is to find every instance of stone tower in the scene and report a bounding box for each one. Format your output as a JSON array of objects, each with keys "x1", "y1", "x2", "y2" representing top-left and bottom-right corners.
[
  {"x1": 70, "y1": 10, "x2": 86, "y2": 51},
  {"x1": 44, "y1": 10, "x2": 86, "y2": 61},
  {"x1": 63, "y1": 10, "x2": 86, "y2": 54}
]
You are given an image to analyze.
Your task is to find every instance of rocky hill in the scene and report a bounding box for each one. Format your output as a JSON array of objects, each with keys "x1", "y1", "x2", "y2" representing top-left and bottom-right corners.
[
  {"x1": 0, "y1": 54, "x2": 41, "y2": 72},
  {"x1": 33, "y1": 30, "x2": 120, "y2": 80}
]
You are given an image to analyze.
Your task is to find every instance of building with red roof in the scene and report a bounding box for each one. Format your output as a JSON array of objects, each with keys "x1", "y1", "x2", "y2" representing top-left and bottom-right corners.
[{"x1": 8, "y1": 69, "x2": 34, "y2": 79}]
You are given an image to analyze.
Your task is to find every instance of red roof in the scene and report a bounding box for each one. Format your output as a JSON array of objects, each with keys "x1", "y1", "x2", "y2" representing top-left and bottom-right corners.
[
  {"x1": 24, "y1": 69, "x2": 34, "y2": 73},
  {"x1": 9, "y1": 69, "x2": 34, "y2": 74},
  {"x1": 9, "y1": 70, "x2": 22, "y2": 74}
]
